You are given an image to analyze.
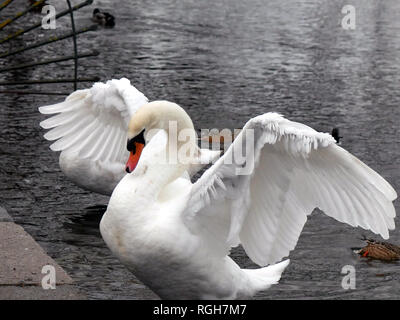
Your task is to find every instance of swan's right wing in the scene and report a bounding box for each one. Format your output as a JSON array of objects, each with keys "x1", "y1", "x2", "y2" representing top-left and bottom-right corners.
[
  {"x1": 183, "y1": 113, "x2": 397, "y2": 265},
  {"x1": 39, "y1": 78, "x2": 148, "y2": 194}
]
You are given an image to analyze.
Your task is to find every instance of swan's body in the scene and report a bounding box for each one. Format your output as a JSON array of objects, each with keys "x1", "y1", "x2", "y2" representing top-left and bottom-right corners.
[
  {"x1": 99, "y1": 127, "x2": 289, "y2": 299},
  {"x1": 39, "y1": 78, "x2": 397, "y2": 299},
  {"x1": 101, "y1": 172, "x2": 288, "y2": 299}
]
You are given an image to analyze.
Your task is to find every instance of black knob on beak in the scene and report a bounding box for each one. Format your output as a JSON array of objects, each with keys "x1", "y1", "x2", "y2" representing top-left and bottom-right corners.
[{"x1": 127, "y1": 129, "x2": 146, "y2": 152}]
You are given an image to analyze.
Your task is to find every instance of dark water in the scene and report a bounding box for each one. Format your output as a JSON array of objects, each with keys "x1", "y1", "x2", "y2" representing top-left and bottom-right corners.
[{"x1": 0, "y1": 0, "x2": 399, "y2": 299}]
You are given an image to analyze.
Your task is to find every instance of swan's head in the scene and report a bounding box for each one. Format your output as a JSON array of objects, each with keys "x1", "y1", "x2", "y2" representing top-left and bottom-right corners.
[{"x1": 125, "y1": 100, "x2": 197, "y2": 173}]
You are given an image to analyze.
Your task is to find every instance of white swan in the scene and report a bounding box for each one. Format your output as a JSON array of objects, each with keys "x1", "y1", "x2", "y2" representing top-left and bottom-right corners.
[
  {"x1": 38, "y1": 78, "x2": 219, "y2": 195},
  {"x1": 40, "y1": 78, "x2": 397, "y2": 299}
]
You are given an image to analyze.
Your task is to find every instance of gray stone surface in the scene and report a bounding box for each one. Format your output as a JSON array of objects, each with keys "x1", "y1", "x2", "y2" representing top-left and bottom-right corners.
[
  {"x1": 0, "y1": 216, "x2": 86, "y2": 300},
  {"x1": 0, "y1": 222, "x2": 72, "y2": 285},
  {"x1": 0, "y1": 285, "x2": 85, "y2": 300}
]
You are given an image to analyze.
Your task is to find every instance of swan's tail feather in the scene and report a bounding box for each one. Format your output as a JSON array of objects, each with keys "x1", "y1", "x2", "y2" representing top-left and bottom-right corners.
[{"x1": 243, "y1": 259, "x2": 290, "y2": 293}]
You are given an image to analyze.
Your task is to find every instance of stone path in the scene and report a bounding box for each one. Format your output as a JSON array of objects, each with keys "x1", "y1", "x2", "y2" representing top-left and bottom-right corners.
[{"x1": 0, "y1": 206, "x2": 86, "y2": 299}]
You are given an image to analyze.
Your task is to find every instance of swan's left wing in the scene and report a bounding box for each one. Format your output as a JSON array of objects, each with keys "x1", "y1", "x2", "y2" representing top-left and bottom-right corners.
[
  {"x1": 39, "y1": 78, "x2": 147, "y2": 160},
  {"x1": 39, "y1": 78, "x2": 148, "y2": 195},
  {"x1": 183, "y1": 113, "x2": 397, "y2": 266}
]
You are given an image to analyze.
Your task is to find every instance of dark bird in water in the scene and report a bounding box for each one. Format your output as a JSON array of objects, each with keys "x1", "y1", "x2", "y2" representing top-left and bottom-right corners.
[
  {"x1": 92, "y1": 8, "x2": 115, "y2": 28},
  {"x1": 356, "y1": 236, "x2": 400, "y2": 261},
  {"x1": 331, "y1": 128, "x2": 343, "y2": 144}
]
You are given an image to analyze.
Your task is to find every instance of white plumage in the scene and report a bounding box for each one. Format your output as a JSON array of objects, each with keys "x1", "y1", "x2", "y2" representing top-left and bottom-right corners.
[
  {"x1": 39, "y1": 78, "x2": 397, "y2": 299},
  {"x1": 185, "y1": 113, "x2": 396, "y2": 267},
  {"x1": 39, "y1": 78, "x2": 148, "y2": 195},
  {"x1": 39, "y1": 78, "x2": 219, "y2": 195}
]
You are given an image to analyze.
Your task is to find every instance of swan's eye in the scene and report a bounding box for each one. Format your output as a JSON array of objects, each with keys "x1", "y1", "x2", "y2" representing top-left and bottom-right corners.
[{"x1": 127, "y1": 129, "x2": 146, "y2": 152}]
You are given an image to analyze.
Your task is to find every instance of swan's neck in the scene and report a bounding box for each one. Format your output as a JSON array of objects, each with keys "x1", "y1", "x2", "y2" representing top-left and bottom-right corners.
[
  {"x1": 132, "y1": 134, "x2": 194, "y2": 198},
  {"x1": 128, "y1": 100, "x2": 201, "y2": 196},
  {"x1": 139, "y1": 122, "x2": 199, "y2": 194}
]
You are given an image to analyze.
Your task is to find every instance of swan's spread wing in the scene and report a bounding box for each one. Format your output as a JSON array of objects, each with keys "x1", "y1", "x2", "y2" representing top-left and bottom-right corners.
[
  {"x1": 39, "y1": 78, "x2": 148, "y2": 165},
  {"x1": 184, "y1": 113, "x2": 397, "y2": 266}
]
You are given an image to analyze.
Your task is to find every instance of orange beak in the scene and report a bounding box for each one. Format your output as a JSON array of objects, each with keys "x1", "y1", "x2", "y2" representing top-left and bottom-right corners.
[{"x1": 125, "y1": 142, "x2": 145, "y2": 173}]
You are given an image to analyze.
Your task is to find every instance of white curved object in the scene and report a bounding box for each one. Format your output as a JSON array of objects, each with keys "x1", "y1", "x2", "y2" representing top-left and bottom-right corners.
[
  {"x1": 39, "y1": 78, "x2": 147, "y2": 195},
  {"x1": 39, "y1": 78, "x2": 219, "y2": 195},
  {"x1": 98, "y1": 99, "x2": 396, "y2": 299}
]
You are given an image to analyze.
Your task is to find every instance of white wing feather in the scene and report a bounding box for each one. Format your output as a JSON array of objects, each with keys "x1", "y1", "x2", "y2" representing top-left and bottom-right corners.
[
  {"x1": 40, "y1": 78, "x2": 148, "y2": 161},
  {"x1": 184, "y1": 113, "x2": 397, "y2": 266},
  {"x1": 39, "y1": 78, "x2": 148, "y2": 195}
]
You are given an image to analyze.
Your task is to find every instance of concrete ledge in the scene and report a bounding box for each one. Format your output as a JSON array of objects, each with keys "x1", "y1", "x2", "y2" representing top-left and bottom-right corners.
[
  {"x1": 0, "y1": 222, "x2": 73, "y2": 285},
  {"x1": 0, "y1": 206, "x2": 86, "y2": 300},
  {"x1": 0, "y1": 206, "x2": 12, "y2": 222},
  {"x1": 0, "y1": 285, "x2": 84, "y2": 300}
]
